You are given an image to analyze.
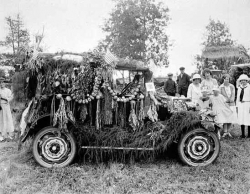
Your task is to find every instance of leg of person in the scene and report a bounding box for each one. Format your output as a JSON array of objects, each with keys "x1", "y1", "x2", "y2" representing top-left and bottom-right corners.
[
  {"x1": 0, "y1": 132, "x2": 4, "y2": 142},
  {"x1": 248, "y1": 126, "x2": 250, "y2": 138},
  {"x1": 227, "y1": 123, "x2": 232, "y2": 137},
  {"x1": 241, "y1": 125, "x2": 246, "y2": 138},
  {"x1": 183, "y1": 88, "x2": 188, "y2": 97},
  {"x1": 222, "y1": 124, "x2": 228, "y2": 138},
  {"x1": 177, "y1": 87, "x2": 182, "y2": 96}
]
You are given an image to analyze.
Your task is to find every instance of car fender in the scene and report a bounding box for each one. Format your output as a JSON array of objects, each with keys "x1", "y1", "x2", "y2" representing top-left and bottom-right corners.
[{"x1": 21, "y1": 114, "x2": 76, "y2": 142}]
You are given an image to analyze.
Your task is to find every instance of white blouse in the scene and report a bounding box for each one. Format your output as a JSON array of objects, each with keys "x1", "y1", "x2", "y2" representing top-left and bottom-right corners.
[
  {"x1": 0, "y1": 87, "x2": 13, "y2": 104},
  {"x1": 187, "y1": 83, "x2": 201, "y2": 103}
]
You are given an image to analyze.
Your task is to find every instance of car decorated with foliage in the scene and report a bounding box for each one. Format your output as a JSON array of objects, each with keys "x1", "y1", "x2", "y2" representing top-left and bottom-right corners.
[{"x1": 16, "y1": 51, "x2": 221, "y2": 168}]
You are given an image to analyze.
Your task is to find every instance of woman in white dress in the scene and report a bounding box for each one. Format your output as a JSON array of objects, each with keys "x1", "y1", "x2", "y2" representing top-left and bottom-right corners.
[
  {"x1": 0, "y1": 77, "x2": 14, "y2": 141},
  {"x1": 219, "y1": 74, "x2": 238, "y2": 137},
  {"x1": 187, "y1": 74, "x2": 202, "y2": 104},
  {"x1": 236, "y1": 74, "x2": 250, "y2": 138},
  {"x1": 200, "y1": 68, "x2": 218, "y2": 95}
]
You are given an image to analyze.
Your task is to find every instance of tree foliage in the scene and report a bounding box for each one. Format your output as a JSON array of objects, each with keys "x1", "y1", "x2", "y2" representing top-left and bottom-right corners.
[
  {"x1": 203, "y1": 19, "x2": 234, "y2": 47},
  {"x1": 99, "y1": 0, "x2": 170, "y2": 66},
  {"x1": 0, "y1": 14, "x2": 30, "y2": 56},
  {"x1": 194, "y1": 19, "x2": 237, "y2": 73}
]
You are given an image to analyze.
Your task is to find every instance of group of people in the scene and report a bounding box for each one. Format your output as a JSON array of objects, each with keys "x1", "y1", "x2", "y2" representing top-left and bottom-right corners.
[{"x1": 164, "y1": 67, "x2": 250, "y2": 138}]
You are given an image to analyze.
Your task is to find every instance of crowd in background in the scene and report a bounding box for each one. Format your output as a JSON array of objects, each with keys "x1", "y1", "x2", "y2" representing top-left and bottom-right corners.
[{"x1": 164, "y1": 67, "x2": 250, "y2": 139}]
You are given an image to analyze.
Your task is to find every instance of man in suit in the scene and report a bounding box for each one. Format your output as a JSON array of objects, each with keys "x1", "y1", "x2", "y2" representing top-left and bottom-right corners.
[
  {"x1": 176, "y1": 67, "x2": 191, "y2": 97},
  {"x1": 164, "y1": 73, "x2": 177, "y2": 97}
]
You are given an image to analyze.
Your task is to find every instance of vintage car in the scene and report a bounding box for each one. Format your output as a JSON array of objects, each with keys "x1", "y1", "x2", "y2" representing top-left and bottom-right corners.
[{"x1": 18, "y1": 52, "x2": 221, "y2": 168}]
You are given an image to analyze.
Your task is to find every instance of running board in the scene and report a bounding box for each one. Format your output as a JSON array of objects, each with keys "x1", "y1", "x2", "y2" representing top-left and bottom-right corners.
[{"x1": 81, "y1": 146, "x2": 154, "y2": 151}]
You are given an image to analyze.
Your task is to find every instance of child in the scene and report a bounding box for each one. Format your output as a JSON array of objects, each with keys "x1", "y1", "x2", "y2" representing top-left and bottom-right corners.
[
  {"x1": 210, "y1": 86, "x2": 236, "y2": 138},
  {"x1": 236, "y1": 74, "x2": 250, "y2": 138},
  {"x1": 197, "y1": 87, "x2": 210, "y2": 110}
]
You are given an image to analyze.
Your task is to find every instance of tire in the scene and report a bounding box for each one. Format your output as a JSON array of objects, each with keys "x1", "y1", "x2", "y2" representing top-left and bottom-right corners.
[
  {"x1": 32, "y1": 126, "x2": 77, "y2": 168},
  {"x1": 177, "y1": 128, "x2": 220, "y2": 166}
]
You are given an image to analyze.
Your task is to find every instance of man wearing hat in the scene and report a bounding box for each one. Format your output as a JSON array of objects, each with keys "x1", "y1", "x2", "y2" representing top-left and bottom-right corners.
[
  {"x1": 176, "y1": 67, "x2": 191, "y2": 97},
  {"x1": 0, "y1": 77, "x2": 14, "y2": 141},
  {"x1": 164, "y1": 73, "x2": 177, "y2": 97}
]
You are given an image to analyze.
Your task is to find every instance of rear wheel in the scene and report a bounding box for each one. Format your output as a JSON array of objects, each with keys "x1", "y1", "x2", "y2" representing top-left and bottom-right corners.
[
  {"x1": 32, "y1": 126, "x2": 77, "y2": 168},
  {"x1": 178, "y1": 128, "x2": 220, "y2": 166}
]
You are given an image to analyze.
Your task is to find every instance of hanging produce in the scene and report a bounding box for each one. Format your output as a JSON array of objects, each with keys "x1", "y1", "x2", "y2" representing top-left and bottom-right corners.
[
  {"x1": 53, "y1": 97, "x2": 68, "y2": 130},
  {"x1": 128, "y1": 100, "x2": 139, "y2": 130}
]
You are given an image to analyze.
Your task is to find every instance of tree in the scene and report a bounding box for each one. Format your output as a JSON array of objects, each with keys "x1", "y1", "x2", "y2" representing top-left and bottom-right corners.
[
  {"x1": 0, "y1": 14, "x2": 30, "y2": 56},
  {"x1": 203, "y1": 19, "x2": 234, "y2": 47},
  {"x1": 195, "y1": 19, "x2": 238, "y2": 73},
  {"x1": 99, "y1": 0, "x2": 170, "y2": 66}
]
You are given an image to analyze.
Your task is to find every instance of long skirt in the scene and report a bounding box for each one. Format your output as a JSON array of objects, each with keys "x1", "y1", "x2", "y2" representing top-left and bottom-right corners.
[
  {"x1": 0, "y1": 103, "x2": 14, "y2": 137},
  {"x1": 237, "y1": 102, "x2": 250, "y2": 126},
  {"x1": 228, "y1": 105, "x2": 238, "y2": 124}
]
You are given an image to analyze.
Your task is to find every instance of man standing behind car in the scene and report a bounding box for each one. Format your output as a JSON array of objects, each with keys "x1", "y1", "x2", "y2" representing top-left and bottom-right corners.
[
  {"x1": 176, "y1": 67, "x2": 191, "y2": 97},
  {"x1": 164, "y1": 73, "x2": 177, "y2": 97}
]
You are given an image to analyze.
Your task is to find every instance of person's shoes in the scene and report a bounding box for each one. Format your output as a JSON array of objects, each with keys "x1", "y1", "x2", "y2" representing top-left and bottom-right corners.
[
  {"x1": 0, "y1": 136, "x2": 5, "y2": 142},
  {"x1": 222, "y1": 132, "x2": 232, "y2": 138}
]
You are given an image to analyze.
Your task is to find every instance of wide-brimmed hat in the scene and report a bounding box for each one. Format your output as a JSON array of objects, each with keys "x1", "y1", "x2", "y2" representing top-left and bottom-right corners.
[
  {"x1": 0, "y1": 77, "x2": 5, "y2": 82},
  {"x1": 179, "y1": 67, "x2": 185, "y2": 70},
  {"x1": 191, "y1": 74, "x2": 201, "y2": 80},
  {"x1": 238, "y1": 74, "x2": 249, "y2": 82},
  {"x1": 201, "y1": 87, "x2": 208, "y2": 93},
  {"x1": 212, "y1": 86, "x2": 220, "y2": 92},
  {"x1": 168, "y1": 72, "x2": 173, "y2": 76}
]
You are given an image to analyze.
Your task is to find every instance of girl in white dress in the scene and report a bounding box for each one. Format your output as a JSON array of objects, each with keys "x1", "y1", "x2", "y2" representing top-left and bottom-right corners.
[
  {"x1": 236, "y1": 74, "x2": 250, "y2": 138},
  {"x1": 0, "y1": 77, "x2": 14, "y2": 141},
  {"x1": 210, "y1": 86, "x2": 236, "y2": 138},
  {"x1": 187, "y1": 74, "x2": 202, "y2": 104}
]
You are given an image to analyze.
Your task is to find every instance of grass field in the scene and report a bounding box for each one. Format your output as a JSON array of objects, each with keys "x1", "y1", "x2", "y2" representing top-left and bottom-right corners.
[{"x1": 0, "y1": 126, "x2": 250, "y2": 194}]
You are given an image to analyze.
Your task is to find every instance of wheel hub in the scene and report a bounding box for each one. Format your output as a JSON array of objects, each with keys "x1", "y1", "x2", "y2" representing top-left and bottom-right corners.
[
  {"x1": 186, "y1": 135, "x2": 211, "y2": 160},
  {"x1": 41, "y1": 137, "x2": 69, "y2": 161}
]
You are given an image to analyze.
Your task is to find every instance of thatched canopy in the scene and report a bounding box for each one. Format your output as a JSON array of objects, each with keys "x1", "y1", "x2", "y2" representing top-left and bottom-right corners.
[
  {"x1": 201, "y1": 46, "x2": 243, "y2": 59},
  {"x1": 231, "y1": 63, "x2": 250, "y2": 68},
  {"x1": 37, "y1": 52, "x2": 149, "y2": 71}
]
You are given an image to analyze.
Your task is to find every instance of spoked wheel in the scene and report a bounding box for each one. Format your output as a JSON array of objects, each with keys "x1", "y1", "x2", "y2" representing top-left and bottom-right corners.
[
  {"x1": 178, "y1": 128, "x2": 220, "y2": 166},
  {"x1": 33, "y1": 127, "x2": 77, "y2": 168}
]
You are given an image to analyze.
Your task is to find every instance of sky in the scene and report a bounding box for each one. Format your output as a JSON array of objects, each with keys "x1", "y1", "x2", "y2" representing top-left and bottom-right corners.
[{"x1": 0, "y1": 0, "x2": 250, "y2": 76}]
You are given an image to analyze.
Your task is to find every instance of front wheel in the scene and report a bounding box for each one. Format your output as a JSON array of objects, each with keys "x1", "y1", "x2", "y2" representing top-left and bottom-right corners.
[
  {"x1": 178, "y1": 128, "x2": 220, "y2": 166},
  {"x1": 32, "y1": 127, "x2": 77, "y2": 168}
]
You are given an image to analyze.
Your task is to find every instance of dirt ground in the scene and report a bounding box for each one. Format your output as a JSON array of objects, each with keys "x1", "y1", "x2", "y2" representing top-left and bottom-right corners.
[{"x1": 0, "y1": 126, "x2": 250, "y2": 194}]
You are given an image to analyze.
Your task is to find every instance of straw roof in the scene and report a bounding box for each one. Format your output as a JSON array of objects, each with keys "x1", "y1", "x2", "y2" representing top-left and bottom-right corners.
[
  {"x1": 37, "y1": 52, "x2": 149, "y2": 71},
  {"x1": 201, "y1": 46, "x2": 243, "y2": 59},
  {"x1": 231, "y1": 63, "x2": 250, "y2": 68}
]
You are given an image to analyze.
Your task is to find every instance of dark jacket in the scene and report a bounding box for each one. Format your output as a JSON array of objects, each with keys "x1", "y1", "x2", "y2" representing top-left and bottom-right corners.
[
  {"x1": 164, "y1": 79, "x2": 177, "y2": 94},
  {"x1": 176, "y1": 73, "x2": 190, "y2": 89}
]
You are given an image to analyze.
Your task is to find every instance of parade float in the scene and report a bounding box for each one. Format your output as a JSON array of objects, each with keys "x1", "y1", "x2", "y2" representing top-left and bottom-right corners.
[{"x1": 15, "y1": 50, "x2": 221, "y2": 168}]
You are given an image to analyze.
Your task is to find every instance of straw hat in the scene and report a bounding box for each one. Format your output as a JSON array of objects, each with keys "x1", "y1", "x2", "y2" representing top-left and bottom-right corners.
[
  {"x1": 168, "y1": 73, "x2": 173, "y2": 76},
  {"x1": 201, "y1": 87, "x2": 208, "y2": 93},
  {"x1": 191, "y1": 74, "x2": 201, "y2": 81},
  {"x1": 212, "y1": 86, "x2": 220, "y2": 92},
  {"x1": 238, "y1": 74, "x2": 249, "y2": 82}
]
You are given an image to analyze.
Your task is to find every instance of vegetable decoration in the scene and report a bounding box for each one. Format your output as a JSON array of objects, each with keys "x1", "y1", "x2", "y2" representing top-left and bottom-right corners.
[{"x1": 53, "y1": 97, "x2": 68, "y2": 130}]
